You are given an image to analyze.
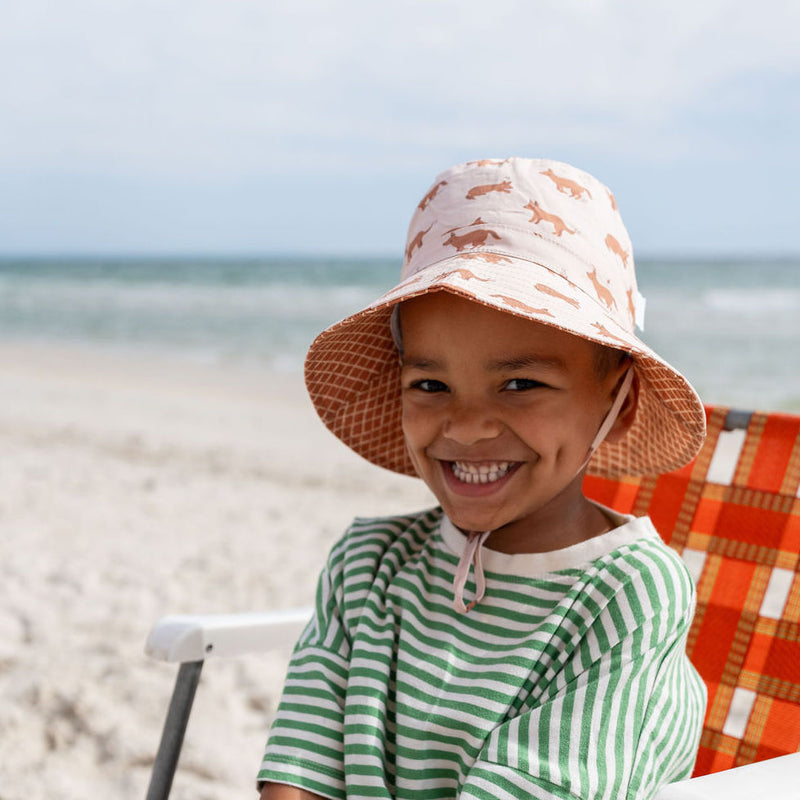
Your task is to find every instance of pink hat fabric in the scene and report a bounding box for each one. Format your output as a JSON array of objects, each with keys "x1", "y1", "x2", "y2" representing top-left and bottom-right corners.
[{"x1": 304, "y1": 157, "x2": 706, "y2": 478}]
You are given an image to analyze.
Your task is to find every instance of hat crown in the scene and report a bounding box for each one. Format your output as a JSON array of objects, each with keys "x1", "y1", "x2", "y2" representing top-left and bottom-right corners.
[{"x1": 403, "y1": 157, "x2": 640, "y2": 333}]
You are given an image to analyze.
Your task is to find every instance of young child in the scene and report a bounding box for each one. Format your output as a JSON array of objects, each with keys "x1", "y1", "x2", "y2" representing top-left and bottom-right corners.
[{"x1": 257, "y1": 158, "x2": 708, "y2": 800}]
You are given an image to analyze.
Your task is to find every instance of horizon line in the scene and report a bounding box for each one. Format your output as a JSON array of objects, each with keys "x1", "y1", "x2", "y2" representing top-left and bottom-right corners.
[{"x1": 1, "y1": 250, "x2": 799, "y2": 263}]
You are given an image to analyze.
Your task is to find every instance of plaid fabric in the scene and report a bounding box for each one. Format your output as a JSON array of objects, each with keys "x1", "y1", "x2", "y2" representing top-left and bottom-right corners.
[{"x1": 584, "y1": 406, "x2": 800, "y2": 776}]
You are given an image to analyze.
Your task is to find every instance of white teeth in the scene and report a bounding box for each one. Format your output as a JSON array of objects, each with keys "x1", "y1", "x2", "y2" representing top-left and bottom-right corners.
[{"x1": 451, "y1": 461, "x2": 514, "y2": 484}]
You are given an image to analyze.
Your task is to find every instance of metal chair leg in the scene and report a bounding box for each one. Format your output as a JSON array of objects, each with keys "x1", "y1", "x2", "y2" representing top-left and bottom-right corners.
[{"x1": 145, "y1": 660, "x2": 204, "y2": 800}]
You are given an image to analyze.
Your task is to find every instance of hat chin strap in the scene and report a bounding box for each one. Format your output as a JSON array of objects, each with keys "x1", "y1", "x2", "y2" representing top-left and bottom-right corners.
[
  {"x1": 452, "y1": 366, "x2": 634, "y2": 614},
  {"x1": 578, "y1": 365, "x2": 635, "y2": 475},
  {"x1": 453, "y1": 531, "x2": 492, "y2": 614}
]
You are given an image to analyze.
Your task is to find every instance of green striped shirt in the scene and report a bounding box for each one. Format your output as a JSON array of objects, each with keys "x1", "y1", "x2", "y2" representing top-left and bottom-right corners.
[{"x1": 258, "y1": 506, "x2": 706, "y2": 799}]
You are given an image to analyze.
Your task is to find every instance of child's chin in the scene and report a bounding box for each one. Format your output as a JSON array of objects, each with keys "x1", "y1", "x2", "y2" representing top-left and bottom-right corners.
[{"x1": 442, "y1": 506, "x2": 507, "y2": 535}]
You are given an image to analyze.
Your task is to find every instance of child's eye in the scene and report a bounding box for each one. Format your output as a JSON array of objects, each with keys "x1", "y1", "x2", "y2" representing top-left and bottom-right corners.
[
  {"x1": 411, "y1": 379, "x2": 449, "y2": 393},
  {"x1": 504, "y1": 378, "x2": 546, "y2": 391}
]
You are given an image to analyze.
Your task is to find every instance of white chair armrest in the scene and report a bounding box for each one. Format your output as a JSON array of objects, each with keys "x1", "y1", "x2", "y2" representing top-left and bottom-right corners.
[
  {"x1": 145, "y1": 607, "x2": 313, "y2": 663},
  {"x1": 654, "y1": 752, "x2": 800, "y2": 799}
]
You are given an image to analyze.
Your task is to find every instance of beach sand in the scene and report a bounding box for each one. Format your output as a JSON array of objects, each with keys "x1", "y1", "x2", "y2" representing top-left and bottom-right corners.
[{"x1": 0, "y1": 342, "x2": 433, "y2": 799}]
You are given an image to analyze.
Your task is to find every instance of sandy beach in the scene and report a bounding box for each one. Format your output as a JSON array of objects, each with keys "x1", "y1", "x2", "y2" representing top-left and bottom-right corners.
[{"x1": 0, "y1": 342, "x2": 433, "y2": 799}]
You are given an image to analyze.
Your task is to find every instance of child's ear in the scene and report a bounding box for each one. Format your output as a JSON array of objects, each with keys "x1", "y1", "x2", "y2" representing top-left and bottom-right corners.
[{"x1": 605, "y1": 368, "x2": 639, "y2": 444}]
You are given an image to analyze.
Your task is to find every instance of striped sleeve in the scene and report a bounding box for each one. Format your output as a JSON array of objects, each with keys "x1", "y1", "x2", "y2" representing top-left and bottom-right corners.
[
  {"x1": 257, "y1": 535, "x2": 353, "y2": 800},
  {"x1": 461, "y1": 545, "x2": 706, "y2": 800}
]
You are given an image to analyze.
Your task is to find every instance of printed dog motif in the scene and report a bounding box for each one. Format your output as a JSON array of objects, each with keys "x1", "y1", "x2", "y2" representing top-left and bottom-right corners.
[
  {"x1": 436, "y1": 268, "x2": 491, "y2": 283},
  {"x1": 459, "y1": 252, "x2": 513, "y2": 264},
  {"x1": 398, "y1": 269, "x2": 429, "y2": 287},
  {"x1": 466, "y1": 180, "x2": 513, "y2": 200},
  {"x1": 591, "y1": 322, "x2": 629, "y2": 347},
  {"x1": 405, "y1": 224, "x2": 433, "y2": 262},
  {"x1": 626, "y1": 288, "x2": 636, "y2": 326},
  {"x1": 605, "y1": 233, "x2": 630, "y2": 267},
  {"x1": 444, "y1": 217, "x2": 485, "y2": 233},
  {"x1": 540, "y1": 169, "x2": 592, "y2": 200},
  {"x1": 418, "y1": 181, "x2": 448, "y2": 211},
  {"x1": 524, "y1": 201, "x2": 576, "y2": 237},
  {"x1": 535, "y1": 282, "x2": 581, "y2": 309},
  {"x1": 443, "y1": 228, "x2": 502, "y2": 251},
  {"x1": 587, "y1": 267, "x2": 617, "y2": 311},
  {"x1": 491, "y1": 294, "x2": 554, "y2": 317}
]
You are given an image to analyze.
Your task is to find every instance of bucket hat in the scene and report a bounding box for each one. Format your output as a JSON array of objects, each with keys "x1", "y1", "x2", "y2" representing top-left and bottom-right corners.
[{"x1": 304, "y1": 157, "x2": 706, "y2": 478}]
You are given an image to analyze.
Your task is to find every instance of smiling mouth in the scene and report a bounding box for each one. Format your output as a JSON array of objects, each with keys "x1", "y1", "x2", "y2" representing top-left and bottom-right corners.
[{"x1": 449, "y1": 461, "x2": 518, "y2": 485}]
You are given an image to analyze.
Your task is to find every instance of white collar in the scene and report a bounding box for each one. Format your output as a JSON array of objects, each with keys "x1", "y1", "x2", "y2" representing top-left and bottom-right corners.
[{"x1": 439, "y1": 503, "x2": 656, "y2": 580}]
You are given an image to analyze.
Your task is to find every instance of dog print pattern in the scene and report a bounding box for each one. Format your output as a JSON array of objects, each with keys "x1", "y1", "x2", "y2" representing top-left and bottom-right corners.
[{"x1": 401, "y1": 158, "x2": 640, "y2": 345}]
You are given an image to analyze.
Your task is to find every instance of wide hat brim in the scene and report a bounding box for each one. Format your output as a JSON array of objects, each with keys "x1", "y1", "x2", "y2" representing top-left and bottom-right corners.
[{"x1": 304, "y1": 251, "x2": 707, "y2": 479}]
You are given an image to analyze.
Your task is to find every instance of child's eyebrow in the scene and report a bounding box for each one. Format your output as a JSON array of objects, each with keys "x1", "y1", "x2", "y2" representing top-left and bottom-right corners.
[
  {"x1": 488, "y1": 354, "x2": 567, "y2": 372},
  {"x1": 402, "y1": 355, "x2": 567, "y2": 372},
  {"x1": 401, "y1": 357, "x2": 442, "y2": 370}
]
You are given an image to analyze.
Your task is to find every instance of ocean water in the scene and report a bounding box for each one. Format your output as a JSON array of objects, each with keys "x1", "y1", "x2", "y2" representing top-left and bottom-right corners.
[{"x1": 0, "y1": 256, "x2": 798, "y2": 412}]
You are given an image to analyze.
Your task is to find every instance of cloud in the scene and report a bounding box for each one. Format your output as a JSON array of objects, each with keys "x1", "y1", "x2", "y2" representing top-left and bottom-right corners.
[{"x1": 2, "y1": 0, "x2": 798, "y2": 180}]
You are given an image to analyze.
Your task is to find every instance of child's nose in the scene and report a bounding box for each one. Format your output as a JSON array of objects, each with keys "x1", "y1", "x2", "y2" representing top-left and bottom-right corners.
[{"x1": 442, "y1": 400, "x2": 502, "y2": 445}]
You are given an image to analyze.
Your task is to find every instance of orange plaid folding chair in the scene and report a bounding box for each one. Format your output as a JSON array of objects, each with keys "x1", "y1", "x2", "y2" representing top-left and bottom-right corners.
[{"x1": 584, "y1": 405, "x2": 800, "y2": 776}]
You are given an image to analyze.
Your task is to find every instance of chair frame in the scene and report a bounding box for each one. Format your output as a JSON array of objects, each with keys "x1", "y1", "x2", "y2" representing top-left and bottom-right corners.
[{"x1": 144, "y1": 609, "x2": 312, "y2": 800}]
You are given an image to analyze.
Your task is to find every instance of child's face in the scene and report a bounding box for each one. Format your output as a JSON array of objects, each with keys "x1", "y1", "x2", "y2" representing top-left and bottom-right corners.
[{"x1": 399, "y1": 292, "x2": 627, "y2": 550}]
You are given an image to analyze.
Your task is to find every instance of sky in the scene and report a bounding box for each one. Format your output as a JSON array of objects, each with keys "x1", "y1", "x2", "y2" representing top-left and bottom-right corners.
[{"x1": 1, "y1": 0, "x2": 799, "y2": 257}]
